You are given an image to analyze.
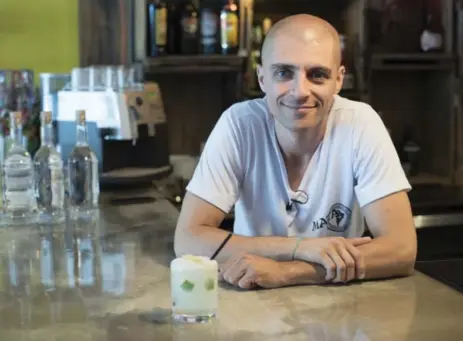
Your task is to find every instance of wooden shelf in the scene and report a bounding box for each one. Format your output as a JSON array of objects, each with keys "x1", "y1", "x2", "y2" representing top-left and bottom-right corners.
[
  {"x1": 144, "y1": 55, "x2": 246, "y2": 74},
  {"x1": 370, "y1": 53, "x2": 455, "y2": 71},
  {"x1": 408, "y1": 174, "x2": 451, "y2": 186}
]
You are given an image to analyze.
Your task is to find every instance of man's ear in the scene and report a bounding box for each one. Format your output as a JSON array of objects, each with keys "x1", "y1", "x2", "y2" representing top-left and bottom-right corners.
[
  {"x1": 335, "y1": 65, "x2": 346, "y2": 94},
  {"x1": 257, "y1": 64, "x2": 265, "y2": 93}
]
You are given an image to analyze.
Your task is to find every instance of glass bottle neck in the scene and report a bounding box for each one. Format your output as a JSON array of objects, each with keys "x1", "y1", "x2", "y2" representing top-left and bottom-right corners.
[
  {"x1": 40, "y1": 122, "x2": 54, "y2": 147},
  {"x1": 76, "y1": 122, "x2": 88, "y2": 146},
  {"x1": 10, "y1": 119, "x2": 23, "y2": 147}
]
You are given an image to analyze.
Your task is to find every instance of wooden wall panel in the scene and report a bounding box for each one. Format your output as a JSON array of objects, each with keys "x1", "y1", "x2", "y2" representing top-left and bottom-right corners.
[
  {"x1": 79, "y1": 0, "x2": 129, "y2": 66},
  {"x1": 146, "y1": 73, "x2": 239, "y2": 155},
  {"x1": 369, "y1": 70, "x2": 454, "y2": 181}
]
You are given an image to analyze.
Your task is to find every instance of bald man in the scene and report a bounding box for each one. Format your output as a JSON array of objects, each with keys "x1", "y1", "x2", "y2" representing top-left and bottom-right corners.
[{"x1": 174, "y1": 14, "x2": 417, "y2": 288}]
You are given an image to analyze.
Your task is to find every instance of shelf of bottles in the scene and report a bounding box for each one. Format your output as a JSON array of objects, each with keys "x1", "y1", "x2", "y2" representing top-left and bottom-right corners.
[
  {"x1": 364, "y1": 0, "x2": 454, "y2": 71},
  {"x1": 143, "y1": 0, "x2": 254, "y2": 74}
]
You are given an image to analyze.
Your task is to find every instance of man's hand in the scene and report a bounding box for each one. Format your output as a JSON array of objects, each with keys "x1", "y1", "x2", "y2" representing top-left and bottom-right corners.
[
  {"x1": 219, "y1": 253, "x2": 286, "y2": 289},
  {"x1": 294, "y1": 237, "x2": 372, "y2": 283}
]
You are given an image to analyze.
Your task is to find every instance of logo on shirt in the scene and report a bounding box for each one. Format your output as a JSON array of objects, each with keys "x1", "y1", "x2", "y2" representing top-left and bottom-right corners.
[{"x1": 312, "y1": 203, "x2": 352, "y2": 233}]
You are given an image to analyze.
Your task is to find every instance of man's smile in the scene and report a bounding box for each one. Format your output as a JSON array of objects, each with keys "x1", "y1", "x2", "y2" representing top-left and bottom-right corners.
[{"x1": 282, "y1": 103, "x2": 319, "y2": 110}]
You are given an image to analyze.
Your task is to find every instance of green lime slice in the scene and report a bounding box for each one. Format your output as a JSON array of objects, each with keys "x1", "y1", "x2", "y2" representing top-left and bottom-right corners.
[
  {"x1": 205, "y1": 278, "x2": 215, "y2": 291},
  {"x1": 181, "y1": 280, "x2": 195, "y2": 292}
]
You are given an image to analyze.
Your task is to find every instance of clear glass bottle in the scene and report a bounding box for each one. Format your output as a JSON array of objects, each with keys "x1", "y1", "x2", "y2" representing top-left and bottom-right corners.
[
  {"x1": 2, "y1": 111, "x2": 36, "y2": 222},
  {"x1": 33, "y1": 111, "x2": 65, "y2": 223},
  {"x1": 67, "y1": 110, "x2": 99, "y2": 220}
]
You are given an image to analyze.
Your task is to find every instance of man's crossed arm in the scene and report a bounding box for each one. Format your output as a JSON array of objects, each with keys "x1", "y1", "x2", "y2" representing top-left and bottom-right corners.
[{"x1": 174, "y1": 191, "x2": 417, "y2": 289}]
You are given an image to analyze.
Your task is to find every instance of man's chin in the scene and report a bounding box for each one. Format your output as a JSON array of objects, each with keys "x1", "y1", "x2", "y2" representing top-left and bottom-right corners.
[
  {"x1": 291, "y1": 121, "x2": 319, "y2": 130},
  {"x1": 292, "y1": 113, "x2": 328, "y2": 129}
]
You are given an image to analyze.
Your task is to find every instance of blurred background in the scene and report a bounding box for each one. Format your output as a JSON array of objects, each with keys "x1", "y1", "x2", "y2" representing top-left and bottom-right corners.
[
  {"x1": 1, "y1": 0, "x2": 462, "y2": 186},
  {"x1": 1, "y1": 0, "x2": 463, "y2": 204}
]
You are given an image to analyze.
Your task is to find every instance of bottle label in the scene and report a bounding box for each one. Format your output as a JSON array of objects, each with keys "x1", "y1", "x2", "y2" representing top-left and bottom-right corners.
[
  {"x1": 201, "y1": 11, "x2": 218, "y2": 41},
  {"x1": 420, "y1": 30, "x2": 443, "y2": 52},
  {"x1": 182, "y1": 16, "x2": 199, "y2": 36},
  {"x1": 4, "y1": 190, "x2": 30, "y2": 209},
  {"x1": 156, "y1": 8, "x2": 167, "y2": 45},
  {"x1": 221, "y1": 12, "x2": 238, "y2": 48},
  {"x1": 4, "y1": 168, "x2": 33, "y2": 210}
]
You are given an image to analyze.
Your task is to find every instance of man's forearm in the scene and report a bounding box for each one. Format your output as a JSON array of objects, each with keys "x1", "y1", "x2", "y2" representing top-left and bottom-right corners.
[
  {"x1": 174, "y1": 225, "x2": 299, "y2": 263},
  {"x1": 280, "y1": 236, "x2": 416, "y2": 286},
  {"x1": 280, "y1": 261, "x2": 326, "y2": 286},
  {"x1": 357, "y1": 236, "x2": 416, "y2": 280}
]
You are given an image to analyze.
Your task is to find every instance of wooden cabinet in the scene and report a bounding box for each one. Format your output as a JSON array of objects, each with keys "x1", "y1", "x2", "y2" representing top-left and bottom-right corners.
[{"x1": 349, "y1": 0, "x2": 459, "y2": 186}]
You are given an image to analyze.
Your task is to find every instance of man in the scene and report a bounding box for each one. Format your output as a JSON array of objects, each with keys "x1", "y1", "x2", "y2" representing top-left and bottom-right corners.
[{"x1": 174, "y1": 14, "x2": 417, "y2": 289}]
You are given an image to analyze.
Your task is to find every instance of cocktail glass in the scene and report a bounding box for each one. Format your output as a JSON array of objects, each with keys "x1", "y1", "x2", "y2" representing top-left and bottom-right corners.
[{"x1": 170, "y1": 255, "x2": 218, "y2": 323}]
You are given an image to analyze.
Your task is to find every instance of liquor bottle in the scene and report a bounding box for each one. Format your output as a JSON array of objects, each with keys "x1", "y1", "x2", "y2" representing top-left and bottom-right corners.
[
  {"x1": 33, "y1": 111, "x2": 65, "y2": 223},
  {"x1": 147, "y1": 0, "x2": 168, "y2": 56},
  {"x1": 420, "y1": 0, "x2": 444, "y2": 52},
  {"x1": 167, "y1": 2, "x2": 182, "y2": 54},
  {"x1": 2, "y1": 111, "x2": 36, "y2": 222},
  {"x1": 220, "y1": 0, "x2": 239, "y2": 55},
  {"x1": 180, "y1": 0, "x2": 200, "y2": 54},
  {"x1": 67, "y1": 110, "x2": 99, "y2": 220},
  {"x1": 262, "y1": 17, "x2": 272, "y2": 38},
  {"x1": 200, "y1": 7, "x2": 219, "y2": 54},
  {"x1": 249, "y1": 24, "x2": 263, "y2": 91}
]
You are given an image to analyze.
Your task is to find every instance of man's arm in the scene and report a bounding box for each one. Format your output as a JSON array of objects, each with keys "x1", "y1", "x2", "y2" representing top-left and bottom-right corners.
[
  {"x1": 348, "y1": 105, "x2": 416, "y2": 280},
  {"x1": 175, "y1": 191, "x2": 329, "y2": 287},
  {"x1": 284, "y1": 191, "x2": 417, "y2": 283},
  {"x1": 218, "y1": 253, "x2": 327, "y2": 289},
  {"x1": 175, "y1": 192, "x2": 371, "y2": 285},
  {"x1": 356, "y1": 190, "x2": 417, "y2": 279},
  {"x1": 174, "y1": 192, "x2": 299, "y2": 263},
  {"x1": 279, "y1": 261, "x2": 327, "y2": 285}
]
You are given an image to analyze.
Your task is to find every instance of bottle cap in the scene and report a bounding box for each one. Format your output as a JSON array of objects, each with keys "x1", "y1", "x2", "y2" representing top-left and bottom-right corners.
[
  {"x1": 76, "y1": 110, "x2": 86, "y2": 124},
  {"x1": 41, "y1": 111, "x2": 52, "y2": 124}
]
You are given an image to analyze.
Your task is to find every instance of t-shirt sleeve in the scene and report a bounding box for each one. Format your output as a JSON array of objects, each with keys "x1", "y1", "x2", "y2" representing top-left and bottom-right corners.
[
  {"x1": 353, "y1": 105, "x2": 411, "y2": 208},
  {"x1": 185, "y1": 108, "x2": 244, "y2": 213}
]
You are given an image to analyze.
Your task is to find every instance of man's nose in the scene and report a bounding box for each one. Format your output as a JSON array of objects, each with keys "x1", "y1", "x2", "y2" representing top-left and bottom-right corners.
[{"x1": 292, "y1": 73, "x2": 311, "y2": 98}]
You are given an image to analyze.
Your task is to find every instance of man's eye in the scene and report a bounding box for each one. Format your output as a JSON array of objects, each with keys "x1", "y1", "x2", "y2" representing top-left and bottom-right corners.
[
  {"x1": 309, "y1": 70, "x2": 328, "y2": 81},
  {"x1": 275, "y1": 69, "x2": 292, "y2": 80}
]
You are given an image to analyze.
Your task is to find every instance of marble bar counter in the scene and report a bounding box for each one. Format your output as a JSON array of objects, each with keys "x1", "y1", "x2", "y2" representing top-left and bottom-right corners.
[{"x1": 0, "y1": 188, "x2": 462, "y2": 341}]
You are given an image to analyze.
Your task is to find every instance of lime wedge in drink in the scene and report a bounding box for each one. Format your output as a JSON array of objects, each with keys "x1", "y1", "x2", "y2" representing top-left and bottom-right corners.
[
  {"x1": 205, "y1": 278, "x2": 215, "y2": 291},
  {"x1": 181, "y1": 280, "x2": 195, "y2": 292}
]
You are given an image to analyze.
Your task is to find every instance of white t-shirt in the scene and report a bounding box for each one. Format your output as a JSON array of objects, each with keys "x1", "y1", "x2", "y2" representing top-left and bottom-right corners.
[{"x1": 186, "y1": 95, "x2": 411, "y2": 238}]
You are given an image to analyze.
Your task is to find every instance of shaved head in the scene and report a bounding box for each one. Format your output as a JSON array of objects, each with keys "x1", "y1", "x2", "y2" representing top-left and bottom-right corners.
[
  {"x1": 256, "y1": 14, "x2": 345, "y2": 133},
  {"x1": 261, "y1": 14, "x2": 342, "y2": 67}
]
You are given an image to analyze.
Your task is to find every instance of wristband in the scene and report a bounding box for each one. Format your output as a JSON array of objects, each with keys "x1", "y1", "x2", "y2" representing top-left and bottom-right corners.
[{"x1": 292, "y1": 237, "x2": 303, "y2": 261}]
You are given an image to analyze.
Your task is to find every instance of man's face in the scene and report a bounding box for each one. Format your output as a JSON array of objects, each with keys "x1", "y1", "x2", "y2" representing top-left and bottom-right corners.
[{"x1": 258, "y1": 31, "x2": 345, "y2": 131}]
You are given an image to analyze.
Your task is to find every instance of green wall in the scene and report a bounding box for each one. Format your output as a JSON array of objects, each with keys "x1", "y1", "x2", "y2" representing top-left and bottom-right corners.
[{"x1": 0, "y1": 0, "x2": 79, "y2": 83}]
